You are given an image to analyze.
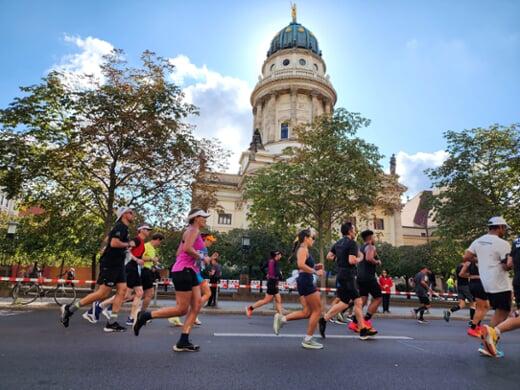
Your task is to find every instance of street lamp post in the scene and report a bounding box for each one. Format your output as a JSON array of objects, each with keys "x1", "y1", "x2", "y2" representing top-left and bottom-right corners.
[
  {"x1": 6, "y1": 221, "x2": 18, "y2": 239},
  {"x1": 241, "y1": 234, "x2": 251, "y2": 293}
]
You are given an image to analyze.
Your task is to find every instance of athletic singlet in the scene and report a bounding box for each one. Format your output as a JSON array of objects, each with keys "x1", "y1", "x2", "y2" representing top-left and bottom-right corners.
[
  {"x1": 130, "y1": 236, "x2": 145, "y2": 259},
  {"x1": 298, "y1": 251, "x2": 315, "y2": 277},
  {"x1": 172, "y1": 232, "x2": 204, "y2": 273}
]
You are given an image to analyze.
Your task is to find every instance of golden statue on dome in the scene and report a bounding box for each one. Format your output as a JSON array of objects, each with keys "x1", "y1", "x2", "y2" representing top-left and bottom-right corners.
[{"x1": 291, "y1": 3, "x2": 297, "y2": 23}]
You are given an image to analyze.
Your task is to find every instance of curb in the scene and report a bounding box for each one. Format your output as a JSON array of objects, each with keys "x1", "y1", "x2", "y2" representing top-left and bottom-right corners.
[{"x1": 1, "y1": 303, "x2": 487, "y2": 322}]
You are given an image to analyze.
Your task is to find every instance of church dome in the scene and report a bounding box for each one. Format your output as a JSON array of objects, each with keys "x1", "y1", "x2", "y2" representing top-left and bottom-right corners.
[{"x1": 267, "y1": 19, "x2": 321, "y2": 57}]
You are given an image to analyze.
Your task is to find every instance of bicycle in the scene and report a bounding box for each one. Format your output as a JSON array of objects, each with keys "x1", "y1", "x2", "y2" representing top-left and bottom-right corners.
[{"x1": 11, "y1": 269, "x2": 77, "y2": 306}]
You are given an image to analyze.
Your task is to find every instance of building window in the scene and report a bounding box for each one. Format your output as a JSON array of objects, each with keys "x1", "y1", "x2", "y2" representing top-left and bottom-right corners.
[
  {"x1": 280, "y1": 122, "x2": 289, "y2": 139},
  {"x1": 218, "y1": 213, "x2": 232, "y2": 225},
  {"x1": 270, "y1": 63, "x2": 275, "y2": 72},
  {"x1": 299, "y1": 58, "x2": 306, "y2": 66},
  {"x1": 283, "y1": 59, "x2": 290, "y2": 66},
  {"x1": 420, "y1": 232, "x2": 426, "y2": 237},
  {"x1": 373, "y1": 218, "x2": 384, "y2": 230},
  {"x1": 314, "y1": 63, "x2": 319, "y2": 71}
]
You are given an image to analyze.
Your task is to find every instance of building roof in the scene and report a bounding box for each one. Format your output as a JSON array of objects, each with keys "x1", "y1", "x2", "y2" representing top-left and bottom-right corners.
[
  {"x1": 401, "y1": 190, "x2": 439, "y2": 228},
  {"x1": 267, "y1": 19, "x2": 321, "y2": 57},
  {"x1": 204, "y1": 172, "x2": 241, "y2": 187}
]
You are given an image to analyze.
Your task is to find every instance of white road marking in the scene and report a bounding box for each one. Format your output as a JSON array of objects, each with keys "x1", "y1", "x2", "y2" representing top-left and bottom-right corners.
[
  {"x1": 214, "y1": 333, "x2": 413, "y2": 340},
  {"x1": 0, "y1": 310, "x2": 31, "y2": 316}
]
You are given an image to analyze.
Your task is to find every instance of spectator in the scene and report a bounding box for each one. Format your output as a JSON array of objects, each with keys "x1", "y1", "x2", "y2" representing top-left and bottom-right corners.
[
  {"x1": 206, "y1": 257, "x2": 222, "y2": 307},
  {"x1": 378, "y1": 270, "x2": 393, "y2": 313},
  {"x1": 446, "y1": 275, "x2": 456, "y2": 294}
]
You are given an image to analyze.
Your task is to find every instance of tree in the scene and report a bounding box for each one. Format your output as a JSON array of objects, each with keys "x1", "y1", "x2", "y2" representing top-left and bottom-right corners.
[
  {"x1": 0, "y1": 49, "x2": 227, "y2": 240},
  {"x1": 427, "y1": 124, "x2": 520, "y2": 244},
  {"x1": 244, "y1": 109, "x2": 402, "y2": 266}
]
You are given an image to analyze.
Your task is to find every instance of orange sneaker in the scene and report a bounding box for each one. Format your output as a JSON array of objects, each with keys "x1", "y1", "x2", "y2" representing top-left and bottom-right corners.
[
  {"x1": 364, "y1": 319, "x2": 373, "y2": 329},
  {"x1": 245, "y1": 306, "x2": 253, "y2": 318},
  {"x1": 348, "y1": 321, "x2": 359, "y2": 333},
  {"x1": 467, "y1": 327, "x2": 481, "y2": 338}
]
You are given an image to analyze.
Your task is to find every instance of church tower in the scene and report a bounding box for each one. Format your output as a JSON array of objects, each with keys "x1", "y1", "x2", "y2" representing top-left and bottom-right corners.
[{"x1": 239, "y1": 5, "x2": 337, "y2": 175}]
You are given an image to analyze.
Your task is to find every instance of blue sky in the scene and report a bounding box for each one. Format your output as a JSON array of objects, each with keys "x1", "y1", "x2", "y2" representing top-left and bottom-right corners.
[{"x1": 1, "y1": 0, "x2": 519, "y2": 197}]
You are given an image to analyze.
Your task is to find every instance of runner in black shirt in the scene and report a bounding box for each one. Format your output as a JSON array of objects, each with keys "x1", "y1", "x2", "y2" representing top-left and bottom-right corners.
[
  {"x1": 356, "y1": 230, "x2": 383, "y2": 332},
  {"x1": 412, "y1": 266, "x2": 432, "y2": 323},
  {"x1": 443, "y1": 261, "x2": 475, "y2": 324},
  {"x1": 319, "y1": 222, "x2": 377, "y2": 340},
  {"x1": 459, "y1": 261, "x2": 489, "y2": 338},
  {"x1": 60, "y1": 207, "x2": 135, "y2": 331}
]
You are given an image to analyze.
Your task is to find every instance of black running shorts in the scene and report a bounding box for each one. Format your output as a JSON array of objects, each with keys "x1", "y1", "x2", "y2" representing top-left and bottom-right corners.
[
  {"x1": 172, "y1": 267, "x2": 199, "y2": 292},
  {"x1": 487, "y1": 290, "x2": 512, "y2": 311},
  {"x1": 418, "y1": 295, "x2": 430, "y2": 305},
  {"x1": 514, "y1": 282, "x2": 520, "y2": 309},
  {"x1": 469, "y1": 280, "x2": 488, "y2": 301},
  {"x1": 266, "y1": 279, "x2": 279, "y2": 295},
  {"x1": 97, "y1": 265, "x2": 126, "y2": 287},
  {"x1": 336, "y1": 275, "x2": 360, "y2": 304},
  {"x1": 358, "y1": 278, "x2": 383, "y2": 299},
  {"x1": 457, "y1": 285, "x2": 474, "y2": 302},
  {"x1": 297, "y1": 273, "x2": 317, "y2": 297},
  {"x1": 125, "y1": 262, "x2": 142, "y2": 288},
  {"x1": 141, "y1": 267, "x2": 155, "y2": 290}
]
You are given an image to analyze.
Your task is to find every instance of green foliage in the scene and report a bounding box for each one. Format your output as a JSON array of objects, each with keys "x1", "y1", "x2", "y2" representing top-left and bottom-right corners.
[
  {"x1": 427, "y1": 124, "x2": 520, "y2": 244},
  {"x1": 244, "y1": 109, "x2": 397, "y2": 263}
]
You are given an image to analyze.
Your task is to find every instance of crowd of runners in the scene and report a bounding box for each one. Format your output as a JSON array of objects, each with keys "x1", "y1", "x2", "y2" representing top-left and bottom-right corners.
[{"x1": 59, "y1": 208, "x2": 520, "y2": 358}]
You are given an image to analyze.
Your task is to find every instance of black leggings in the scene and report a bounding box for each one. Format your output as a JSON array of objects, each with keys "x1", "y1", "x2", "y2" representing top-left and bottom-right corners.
[{"x1": 382, "y1": 294, "x2": 390, "y2": 311}]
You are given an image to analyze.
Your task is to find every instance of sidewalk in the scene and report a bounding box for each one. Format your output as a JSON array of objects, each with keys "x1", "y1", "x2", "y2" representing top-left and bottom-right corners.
[{"x1": 0, "y1": 297, "x2": 486, "y2": 321}]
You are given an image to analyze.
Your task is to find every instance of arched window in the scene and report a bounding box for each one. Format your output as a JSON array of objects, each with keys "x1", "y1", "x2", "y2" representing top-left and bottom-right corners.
[{"x1": 280, "y1": 122, "x2": 289, "y2": 139}]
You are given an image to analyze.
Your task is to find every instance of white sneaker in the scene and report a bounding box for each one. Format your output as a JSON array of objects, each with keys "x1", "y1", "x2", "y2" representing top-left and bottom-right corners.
[
  {"x1": 273, "y1": 313, "x2": 284, "y2": 335},
  {"x1": 82, "y1": 311, "x2": 97, "y2": 324},
  {"x1": 101, "y1": 306, "x2": 112, "y2": 321},
  {"x1": 301, "y1": 337, "x2": 323, "y2": 349},
  {"x1": 194, "y1": 317, "x2": 202, "y2": 326},
  {"x1": 168, "y1": 317, "x2": 183, "y2": 327}
]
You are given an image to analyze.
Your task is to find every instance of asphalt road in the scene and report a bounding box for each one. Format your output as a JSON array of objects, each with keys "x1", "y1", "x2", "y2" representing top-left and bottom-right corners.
[{"x1": 1, "y1": 310, "x2": 519, "y2": 390}]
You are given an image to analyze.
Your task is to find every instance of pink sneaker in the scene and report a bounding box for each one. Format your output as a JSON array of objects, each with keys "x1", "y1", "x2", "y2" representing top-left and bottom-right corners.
[
  {"x1": 467, "y1": 327, "x2": 481, "y2": 338},
  {"x1": 348, "y1": 321, "x2": 359, "y2": 333}
]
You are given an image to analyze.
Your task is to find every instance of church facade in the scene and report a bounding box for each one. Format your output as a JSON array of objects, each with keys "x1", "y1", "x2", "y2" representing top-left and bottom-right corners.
[{"x1": 199, "y1": 10, "x2": 406, "y2": 247}]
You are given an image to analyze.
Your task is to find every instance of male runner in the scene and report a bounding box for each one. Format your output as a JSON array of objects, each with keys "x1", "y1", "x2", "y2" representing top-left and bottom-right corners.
[
  {"x1": 466, "y1": 217, "x2": 513, "y2": 357},
  {"x1": 356, "y1": 230, "x2": 383, "y2": 330},
  {"x1": 60, "y1": 207, "x2": 134, "y2": 332},
  {"x1": 443, "y1": 261, "x2": 475, "y2": 323},
  {"x1": 412, "y1": 266, "x2": 432, "y2": 324},
  {"x1": 246, "y1": 251, "x2": 283, "y2": 316},
  {"x1": 318, "y1": 222, "x2": 377, "y2": 340}
]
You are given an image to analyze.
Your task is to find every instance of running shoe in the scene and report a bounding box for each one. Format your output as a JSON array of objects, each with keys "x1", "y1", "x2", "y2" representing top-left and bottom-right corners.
[
  {"x1": 467, "y1": 326, "x2": 481, "y2": 338},
  {"x1": 480, "y1": 325, "x2": 499, "y2": 357},
  {"x1": 359, "y1": 327, "x2": 378, "y2": 340},
  {"x1": 246, "y1": 306, "x2": 253, "y2": 318},
  {"x1": 336, "y1": 312, "x2": 345, "y2": 322},
  {"x1": 133, "y1": 311, "x2": 152, "y2": 336},
  {"x1": 417, "y1": 318, "x2": 428, "y2": 324},
  {"x1": 101, "y1": 305, "x2": 112, "y2": 321},
  {"x1": 82, "y1": 310, "x2": 97, "y2": 324},
  {"x1": 348, "y1": 321, "x2": 359, "y2": 333},
  {"x1": 301, "y1": 337, "x2": 323, "y2": 349},
  {"x1": 443, "y1": 310, "x2": 451, "y2": 322},
  {"x1": 318, "y1": 317, "x2": 327, "y2": 338},
  {"x1": 125, "y1": 317, "x2": 134, "y2": 326},
  {"x1": 173, "y1": 343, "x2": 200, "y2": 352},
  {"x1": 194, "y1": 317, "x2": 202, "y2": 326},
  {"x1": 168, "y1": 317, "x2": 183, "y2": 327},
  {"x1": 364, "y1": 319, "x2": 373, "y2": 329},
  {"x1": 478, "y1": 344, "x2": 504, "y2": 358},
  {"x1": 60, "y1": 304, "x2": 72, "y2": 328},
  {"x1": 103, "y1": 321, "x2": 126, "y2": 332},
  {"x1": 273, "y1": 313, "x2": 284, "y2": 335}
]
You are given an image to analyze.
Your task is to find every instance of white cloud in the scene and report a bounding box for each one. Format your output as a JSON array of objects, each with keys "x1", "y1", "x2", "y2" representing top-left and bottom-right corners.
[
  {"x1": 396, "y1": 150, "x2": 448, "y2": 198},
  {"x1": 52, "y1": 35, "x2": 114, "y2": 88},
  {"x1": 169, "y1": 55, "x2": 253, "y2": 172}
]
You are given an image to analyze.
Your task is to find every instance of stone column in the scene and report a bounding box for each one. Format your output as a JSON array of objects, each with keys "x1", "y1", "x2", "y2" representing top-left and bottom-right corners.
[
  {"x1": 290, "y1": 87, "x2": 297, "y2": 128},
  {"x1": 269, "y1": 93, "x2": 277, "y2": 142},
  {"x1": 311, "y1": 90, "x2": 319, "y2": 121}
]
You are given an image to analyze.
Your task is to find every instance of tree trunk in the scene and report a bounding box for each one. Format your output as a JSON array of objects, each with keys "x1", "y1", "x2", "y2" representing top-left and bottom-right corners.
[{"x1": 91, "y1": 253, "x2": 97, "y2": 291}]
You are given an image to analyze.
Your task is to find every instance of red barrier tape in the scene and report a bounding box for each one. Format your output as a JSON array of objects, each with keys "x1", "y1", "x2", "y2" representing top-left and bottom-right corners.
[{"x1": 0, "y1": 276, "x2": 460, "y2": 298}]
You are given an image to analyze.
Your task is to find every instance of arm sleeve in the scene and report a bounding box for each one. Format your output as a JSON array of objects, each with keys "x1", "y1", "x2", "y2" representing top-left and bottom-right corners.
[
  {"x1": 330, "y1": 244, "x2": 336, "y2": 255},
  {"x1": 348, "y1": 241, "x2": 358, "y2": 256},
  {"x1": 467, "y1": 239, "x2": 477, "y2": 255},
  {"x1": 499, "y1": 241, "x2": 511, "y2": 260}
]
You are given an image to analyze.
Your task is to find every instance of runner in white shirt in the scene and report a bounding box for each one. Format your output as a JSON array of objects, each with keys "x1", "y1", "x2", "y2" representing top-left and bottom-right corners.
[{"x1": 464, "y1": 216, "x2": 514, "y2": 357}]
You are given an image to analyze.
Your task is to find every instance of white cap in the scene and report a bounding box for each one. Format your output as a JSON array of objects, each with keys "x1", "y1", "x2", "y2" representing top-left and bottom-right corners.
[
  {"x1": 116, "y1": 206, "x2": 133, "y2": 220},
  {"x1": 137, "y1": 224, "x2": 152, "y2": 231},
  {"x1": 187, "y1": 209, "x2": 210, "y2": 223},
  {"x1": 487, "y1": 216, "x2": 510, "y2": 228}
]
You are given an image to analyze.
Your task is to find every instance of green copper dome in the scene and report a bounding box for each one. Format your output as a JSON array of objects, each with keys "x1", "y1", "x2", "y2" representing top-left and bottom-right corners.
[{"x1": 267, "y1": 21, "x2": 321, "y2": 57}]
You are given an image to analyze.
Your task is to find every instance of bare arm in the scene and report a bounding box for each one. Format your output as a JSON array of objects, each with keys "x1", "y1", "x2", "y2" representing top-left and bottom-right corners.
[
  {"x1": 364, "y1": 245, "x2": 381, "y2": 265},
  {"x1": 326, "y1": 251, "x2": 336, "y2": 261},
  {"x1": 459, "y1": 262, "x2": 471, "y2": 278},
  {"x1": 182, "y1": 228, "x2": 202, "y2": 260},
  {"x1": 463, "y1": 250, "x2": 476, "y2": 263},
  {"x1": 297, "y1": 247, "x2": 319, "y2": 275}
]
